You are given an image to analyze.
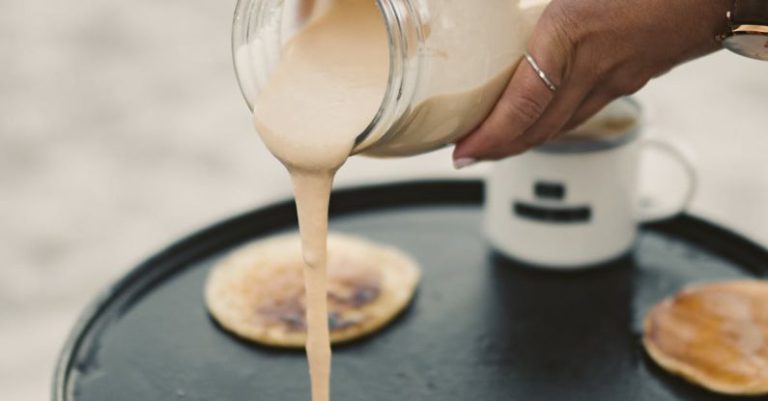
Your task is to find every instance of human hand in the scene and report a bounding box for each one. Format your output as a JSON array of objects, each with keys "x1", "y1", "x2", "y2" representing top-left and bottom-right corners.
[{"x1": 453, "y1": 0, "x2": 731, "y2": 166}]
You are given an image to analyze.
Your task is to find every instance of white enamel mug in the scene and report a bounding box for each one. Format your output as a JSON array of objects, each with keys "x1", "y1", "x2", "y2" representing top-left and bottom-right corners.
[{"x1": 484, "y1": 98, "x2": 697, "y2": 269}]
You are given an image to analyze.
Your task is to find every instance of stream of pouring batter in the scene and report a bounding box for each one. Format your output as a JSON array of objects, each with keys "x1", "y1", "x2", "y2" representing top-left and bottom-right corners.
[
  {"x1": 252, "y1": 1, "x2": 520, "y2": 400},
  {"x1": 253, "y1": 1, "x2": 389, "y2": 400}
]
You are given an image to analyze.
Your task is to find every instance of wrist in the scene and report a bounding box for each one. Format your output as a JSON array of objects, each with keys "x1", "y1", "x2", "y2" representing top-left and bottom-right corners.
[
  {"x1": 674, "y1": 0, "x2": 733, "y2": 59},
  {"x1": 710, "y1": 0, "x2": 734, "y2": 43},
  {"x1": 718, "y1": 0, "x2": 768, "y2": 60}
]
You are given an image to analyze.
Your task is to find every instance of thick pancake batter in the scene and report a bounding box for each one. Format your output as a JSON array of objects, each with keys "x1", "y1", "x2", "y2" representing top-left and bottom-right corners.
[
  {"x1": 252, "y1": 1, "x2": 517, "y2": 400},
  {"x1": 253, "y1": 2, "x2": 388, "y2": 400}
]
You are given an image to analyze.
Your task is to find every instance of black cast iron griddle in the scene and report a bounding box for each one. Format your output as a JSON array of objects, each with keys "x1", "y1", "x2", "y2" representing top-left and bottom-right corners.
[{"x1": 54, "y1": 180, "x2": 768, "y2": 401}]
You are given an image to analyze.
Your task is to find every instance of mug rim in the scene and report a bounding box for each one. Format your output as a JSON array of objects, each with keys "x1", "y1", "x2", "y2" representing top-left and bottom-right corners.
[{"x1": 534, "y1": 97, "x2": 643, "y2": 154}]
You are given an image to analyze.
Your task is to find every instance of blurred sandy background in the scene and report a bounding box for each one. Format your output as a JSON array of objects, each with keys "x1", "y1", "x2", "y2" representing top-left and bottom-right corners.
[{"x1": 0, "y1": 1, "x2": 766, "y2": 400}]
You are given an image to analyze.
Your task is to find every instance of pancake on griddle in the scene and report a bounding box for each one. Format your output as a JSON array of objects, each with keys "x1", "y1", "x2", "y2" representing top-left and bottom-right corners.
[
  {"x1": 205, "y1": 233, "x2": 420, "y2": 347},
  {"x1": 643, "y1": 280, "x2": 768, "y2": 395}
]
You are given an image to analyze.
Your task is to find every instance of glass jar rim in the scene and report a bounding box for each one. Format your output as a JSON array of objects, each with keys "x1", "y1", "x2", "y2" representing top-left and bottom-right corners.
[{"x1": 231, "y1": 0, "x2": 422, "y2": 154}]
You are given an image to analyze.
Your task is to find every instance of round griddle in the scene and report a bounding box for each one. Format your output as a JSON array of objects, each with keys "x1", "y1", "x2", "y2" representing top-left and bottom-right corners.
[{"x1": 54, "y1": 180, "x2": 768, "y2": 401}]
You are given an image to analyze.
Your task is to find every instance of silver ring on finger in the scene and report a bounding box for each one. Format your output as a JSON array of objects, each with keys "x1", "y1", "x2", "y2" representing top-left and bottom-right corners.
[{"x1": 524, "y1": 52, "x2": 559, "y2": 92}]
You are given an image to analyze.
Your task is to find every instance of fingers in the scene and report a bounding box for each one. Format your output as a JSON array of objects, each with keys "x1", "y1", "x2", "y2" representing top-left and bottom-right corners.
[
  {"x1": 510, "y1": 65, "x2": 596, "y2": 152},
  {"x1": 563, "y1": 91, "x2": 616, "y2": 132},
  {"x1": 563, "y1": 68, "x2": 650, "y2": 131},
  {"x1": 453, "y1": 5, "x2": 577, "y2": 162},
  {"x1": 452, "y1": 53, "x2": 557, "y2": 161}
]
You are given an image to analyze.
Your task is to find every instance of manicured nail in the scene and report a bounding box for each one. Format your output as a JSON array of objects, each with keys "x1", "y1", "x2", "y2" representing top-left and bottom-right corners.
[{"x1": 453, "y1": 158, "x2": 477, "y2": 170}]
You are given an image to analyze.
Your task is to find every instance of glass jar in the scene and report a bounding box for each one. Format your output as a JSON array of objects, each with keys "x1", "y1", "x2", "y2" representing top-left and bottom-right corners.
[{"x1": 233, "y1": 0, "x2": 548, "y2": 157}]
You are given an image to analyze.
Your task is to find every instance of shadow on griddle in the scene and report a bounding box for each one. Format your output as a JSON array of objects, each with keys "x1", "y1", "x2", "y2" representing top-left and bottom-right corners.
[
  {"x1": 482, "y1": 253, "x2": 637, "y2": 394},
  {"x1": 486, "y1": 252, "x2": 758, "y2": 400}
]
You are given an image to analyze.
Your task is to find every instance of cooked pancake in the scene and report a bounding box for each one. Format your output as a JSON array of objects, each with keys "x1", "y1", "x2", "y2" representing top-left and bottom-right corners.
[
  {"x1": 643, "y1": 280, "x2": 768, "y2": 395},
  {"x1": 205, "y1": 233, "x2": 420, "y2": 347}
]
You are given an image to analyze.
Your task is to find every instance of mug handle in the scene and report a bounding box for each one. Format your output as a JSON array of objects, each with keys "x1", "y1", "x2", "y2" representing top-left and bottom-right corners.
[{"x1": 636, "y1": 138, "x2": 699, "y2": 223}]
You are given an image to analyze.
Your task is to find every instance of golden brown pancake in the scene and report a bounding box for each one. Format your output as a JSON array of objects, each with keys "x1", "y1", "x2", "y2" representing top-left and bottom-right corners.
[
  {"x1": 205, "y1": 233, "x2": 420, "y2": 347},
  {"x1": 643, "y1": 280, "x2": 768, "y2": 395}
]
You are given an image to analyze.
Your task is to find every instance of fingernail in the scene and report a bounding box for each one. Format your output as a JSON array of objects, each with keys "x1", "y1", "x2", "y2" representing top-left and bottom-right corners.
[{"x1": 453, "y1": 158, "x2": 477, "y2": 170}]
